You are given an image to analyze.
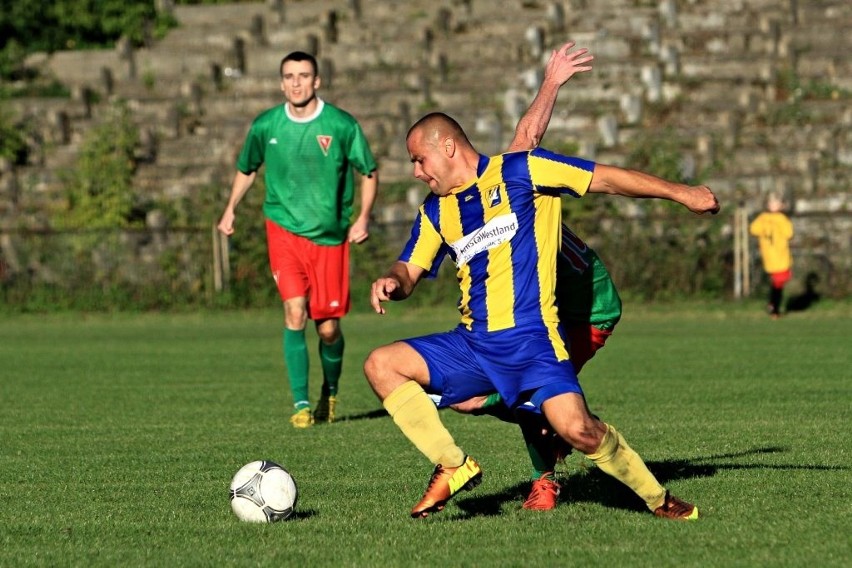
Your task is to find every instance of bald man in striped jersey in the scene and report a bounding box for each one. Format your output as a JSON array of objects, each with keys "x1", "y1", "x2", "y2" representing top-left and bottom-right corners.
[{"x1": 365, "y1": 44, "x2": 719, "y2": 520}]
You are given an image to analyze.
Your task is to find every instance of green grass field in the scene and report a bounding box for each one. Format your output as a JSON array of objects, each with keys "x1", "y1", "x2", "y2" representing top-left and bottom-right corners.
[{"x1": 1, "y1": 301, "x2": 850, "y2": 567}]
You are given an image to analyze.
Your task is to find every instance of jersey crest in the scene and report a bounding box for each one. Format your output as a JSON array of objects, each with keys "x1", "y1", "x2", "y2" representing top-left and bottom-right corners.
[
  {"x1": 487, "y1": 185, "x2": 503, "y2": 207},
  {"x1": 316, "y1": 135, "x2": 333, "y2": 156}
]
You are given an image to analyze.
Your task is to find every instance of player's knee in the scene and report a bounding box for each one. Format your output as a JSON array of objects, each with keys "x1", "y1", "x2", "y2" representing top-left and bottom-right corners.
[
  {"x1": 283, "y1": 303, "x2": 308, "y2": 329},
  {"x1": 363, "y1": 347, "x2": 392, "y2": 386},
  {"x1": 364, "y1": 347, "x2": 411, "y2": 401},
  {"x1": 554, "y1": 419, "x2": 605, "y2": 454},
  {"x1": 316, "y1": 325, "x2": 340, "y2": 344},
  {"x1": 284, "y1": 313, "x2": 307, "y2": 329}
]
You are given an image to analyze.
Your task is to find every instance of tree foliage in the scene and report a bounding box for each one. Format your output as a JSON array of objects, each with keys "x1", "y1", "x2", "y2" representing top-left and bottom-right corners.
[
  {"x1": 1, "y1": 0, "x2": 164, "y2": 52},
  {"x1": 0, "y1": 106, "x2": 26, "y2": 164},
  {"x1": 0, "y1": 0, "x2": 177, "y2": 81},
  {"x1": 55, "y1": 101, "x2": 139, "y2": 229}
]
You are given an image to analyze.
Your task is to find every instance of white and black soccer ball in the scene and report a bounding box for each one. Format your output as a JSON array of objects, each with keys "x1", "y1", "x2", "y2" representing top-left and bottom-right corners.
[{"x1": 229, "y1": 460, "x2": 298, "y2": 522}]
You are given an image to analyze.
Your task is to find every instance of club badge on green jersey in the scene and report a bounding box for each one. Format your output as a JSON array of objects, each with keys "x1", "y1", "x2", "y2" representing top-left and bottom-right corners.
[{"x1": 316, "y1": 135, "x2": 332, "y2": 156}]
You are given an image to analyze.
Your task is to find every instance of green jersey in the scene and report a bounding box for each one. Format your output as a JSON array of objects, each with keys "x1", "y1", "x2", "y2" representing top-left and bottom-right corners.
[
  {"x1": 236, "y1": 99, "x2": 377, "y2": 245},
  {"x1": 556, "y1": 224, "x2": 622, "y2": 330}
]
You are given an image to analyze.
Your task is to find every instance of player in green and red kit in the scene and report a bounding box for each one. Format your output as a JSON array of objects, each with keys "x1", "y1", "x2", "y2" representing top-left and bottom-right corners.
[
  {"x1": 497, "y1": 226, "x2": 622, "y2": 510},
  {"x1": 218, "y1": 51, "x2": 378, "y2": 428},
  {"x1": 435, "y1": 222, "x2": 622, "y2": 509}
]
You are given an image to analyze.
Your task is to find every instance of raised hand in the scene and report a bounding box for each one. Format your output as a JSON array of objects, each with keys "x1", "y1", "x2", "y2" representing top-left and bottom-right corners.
[{"x1": 543, "y1": 41, "x2": 594, "y2": 88}]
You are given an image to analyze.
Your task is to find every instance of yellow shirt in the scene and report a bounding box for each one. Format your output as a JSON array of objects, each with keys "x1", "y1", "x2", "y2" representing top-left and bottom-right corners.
[{"x1": 749, "y1": 211, "x2": 793, "y2": 273}]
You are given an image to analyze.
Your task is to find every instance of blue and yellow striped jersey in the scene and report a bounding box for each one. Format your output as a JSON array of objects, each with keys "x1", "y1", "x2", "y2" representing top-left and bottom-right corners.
[{"x1": 400, "y1": 148, "x2": 595, "y2": 332}]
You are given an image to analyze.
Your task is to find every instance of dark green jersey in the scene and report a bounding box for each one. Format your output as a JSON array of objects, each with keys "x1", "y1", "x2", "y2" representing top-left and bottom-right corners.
[
  {"x1": 236, "y1": 99, "x2": 377, "y2": 245},
  {"x1": 556, "y1": 224, "x2": 622, "y2": 330}
]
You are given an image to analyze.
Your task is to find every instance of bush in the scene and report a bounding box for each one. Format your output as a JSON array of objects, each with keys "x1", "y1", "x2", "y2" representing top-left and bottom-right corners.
[
  {"x1": 53, "y1": 101, "x2": 140, "y2": 230},
  {"x1": 0, "y1": 104, "x2": 26, "y2": 164}
]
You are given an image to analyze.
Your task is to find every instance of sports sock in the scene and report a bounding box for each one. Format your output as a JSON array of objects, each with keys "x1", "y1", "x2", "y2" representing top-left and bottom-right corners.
[
  {"x1": 283, "y1": 328, "x2": 309, "y2": 410},
  {"x1": 480, "y1": 401, "x2": 518, "y2": 423},
  {"x1": 586, "y1": 423, "x2": 667, "y2": 511},
  {"x1": 769, "y1": 286, "x2": 783, "y2": 315},
  {"x1": 519, "y1": 416, "x2": 557, "y2": 480},
  {"x1": 319, "y1": 335, "x2": 344, "y2": 396},
  {"x1": 383, "y1": 381, "x2": 465, "y2": 467},
  {"x1": 481, "y1": 393, "x2": 504, "y2": 408}
]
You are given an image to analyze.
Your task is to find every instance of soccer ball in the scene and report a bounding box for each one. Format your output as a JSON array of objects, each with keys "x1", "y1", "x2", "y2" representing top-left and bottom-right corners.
[{"x1": 229, "y1": 460, "x2": 298, "y2": 522}]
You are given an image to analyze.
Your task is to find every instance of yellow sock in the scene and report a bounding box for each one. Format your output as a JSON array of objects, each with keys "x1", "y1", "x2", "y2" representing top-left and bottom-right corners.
[
  {"x1": 383, "y1": 381, "x2": 465, "y2": 467},
  {"x1": 586, "y1": 424, "x2": 667, "y2": 511}
]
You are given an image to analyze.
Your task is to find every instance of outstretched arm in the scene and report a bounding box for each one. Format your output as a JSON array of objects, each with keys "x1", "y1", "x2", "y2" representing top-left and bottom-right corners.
[
  {"x1": 589, "y1": 164, "x2": 721, "y2": 215},
  {"x1": 507, "y1": 41, "x2": 594, "y2": 152}
]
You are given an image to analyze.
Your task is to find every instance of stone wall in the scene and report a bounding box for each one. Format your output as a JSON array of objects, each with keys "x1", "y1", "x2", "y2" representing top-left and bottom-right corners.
[{"x1": 1, "y1": 0, "x2": 849, "y2": 292}]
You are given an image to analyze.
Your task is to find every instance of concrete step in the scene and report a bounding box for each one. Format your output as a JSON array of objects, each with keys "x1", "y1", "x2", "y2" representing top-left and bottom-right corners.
[{"x1": 134, "y1": 163, "x2": 223, "y2": 200}]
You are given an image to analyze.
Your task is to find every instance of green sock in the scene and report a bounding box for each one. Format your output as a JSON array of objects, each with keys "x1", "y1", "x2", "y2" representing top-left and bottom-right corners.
[
  {"x1": 481, "y1": 393, "x2": 504, "y2": 408},
  {"x1": 480, "y1": 401, "x2": 518, "y2": 423},
  {"x1": 520, "y1": 416, "x2": 557, "y2": 481},
  {"x1": 284, "y1": 328, "x2": 309, "y2": 410},
  {"x1": 319, "y1": 335, "x2": 344, "y2": 396}
]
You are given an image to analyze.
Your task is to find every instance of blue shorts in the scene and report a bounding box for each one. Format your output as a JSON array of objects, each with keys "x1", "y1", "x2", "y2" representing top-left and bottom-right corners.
[{"x1": 402, "y1": 323, "x2": 583, "y2": 412}]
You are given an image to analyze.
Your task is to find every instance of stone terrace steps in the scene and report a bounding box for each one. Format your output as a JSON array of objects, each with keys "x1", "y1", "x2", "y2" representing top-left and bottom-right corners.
[{"x1": 6, "y1": 0, "x2": 850, "y2": 231}]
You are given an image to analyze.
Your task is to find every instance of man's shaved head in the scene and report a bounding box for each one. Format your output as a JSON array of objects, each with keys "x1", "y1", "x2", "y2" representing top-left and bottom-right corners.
[
  {"x1": 407, "y1": 112, "x2": 470, "y2": 148},
  {"x1": 406, "y1": 112, "x2": 479, "y2": 196}
]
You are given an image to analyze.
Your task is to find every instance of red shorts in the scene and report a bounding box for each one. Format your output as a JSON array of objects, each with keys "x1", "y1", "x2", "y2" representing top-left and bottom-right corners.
[
  {"x1": 563, "y1": 324, "x2": 613, "y2": 374},
  {"x1": 266, "y1": 220, "x2": 350, "y2": 320},
  {"x1": 770, "y1": 269, "x2": 792, "y2": 289}
]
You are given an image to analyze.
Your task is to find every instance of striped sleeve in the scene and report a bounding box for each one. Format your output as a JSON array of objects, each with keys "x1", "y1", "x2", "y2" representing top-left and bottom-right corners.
[
  {"x1": 528, "y1": 147, "x2": 595, "y2": 197},
  {"x1": 398, "y1": 208, "x2": 447, "y2": 278}
]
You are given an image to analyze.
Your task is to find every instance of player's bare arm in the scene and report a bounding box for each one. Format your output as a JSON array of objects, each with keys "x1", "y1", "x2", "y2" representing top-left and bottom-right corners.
[
  {"x1": 217, "y1": 170, "x2": 257, "y2": 235},
  {"x1": 588, "y1": 164, "x2": 721, "y2": 215},
  {"x1": 507, "y1": 41, "x2": 594, "y2": 152},
  {"x1": 348, "y1": 170, "x2": 379, "y2": 244},
  {"x1": 370, "y1": 261, "x2": 425, "y2": 314}
]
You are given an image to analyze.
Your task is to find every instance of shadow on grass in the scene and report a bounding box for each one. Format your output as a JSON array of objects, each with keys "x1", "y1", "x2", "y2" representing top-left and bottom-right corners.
[
  {"x1": 453, "y1": 445, "x2": 848, "y2": 519},
  {"x1": 292, "y1": 508, "x2": 319, "y2": 521},
  {"x1": 341, "y1": 409, "x2": 388, "y2": 421}
]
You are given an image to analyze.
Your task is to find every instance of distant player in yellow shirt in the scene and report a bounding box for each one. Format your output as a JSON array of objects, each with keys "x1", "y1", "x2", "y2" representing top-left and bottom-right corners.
[{"x1": 749, "y1": 194, "x2": 794, "y2": 319}]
